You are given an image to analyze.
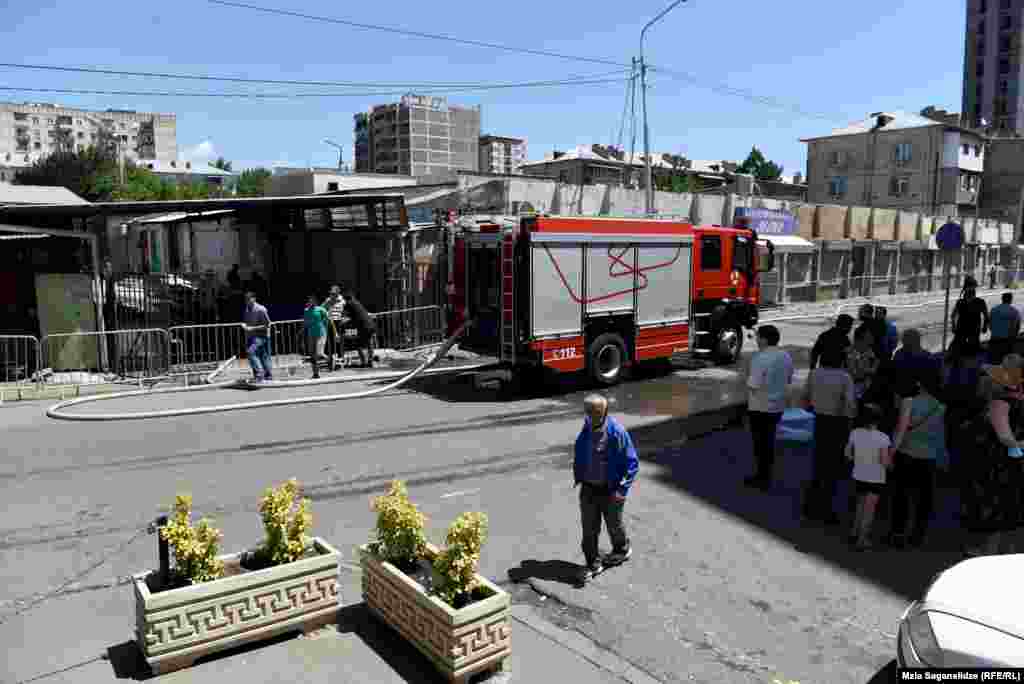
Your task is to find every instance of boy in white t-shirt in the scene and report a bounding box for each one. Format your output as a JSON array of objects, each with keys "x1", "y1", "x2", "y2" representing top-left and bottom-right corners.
[{"x1": 846, "y1": 403, "x2": 893, "y2": 550}]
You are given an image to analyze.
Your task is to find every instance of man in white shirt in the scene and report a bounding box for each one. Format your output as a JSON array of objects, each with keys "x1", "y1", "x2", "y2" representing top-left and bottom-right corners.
[{"x1": 745, "y1": 325, "x2": 794, "y2": 491}]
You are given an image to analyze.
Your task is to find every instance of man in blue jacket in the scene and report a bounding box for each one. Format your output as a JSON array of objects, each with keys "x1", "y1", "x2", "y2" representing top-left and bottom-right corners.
[{"x1": 574, "y1": 394, "x2": 639, "y2": 584}]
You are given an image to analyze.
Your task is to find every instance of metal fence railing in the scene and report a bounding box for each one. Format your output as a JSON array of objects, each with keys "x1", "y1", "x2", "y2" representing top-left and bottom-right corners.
[
  {"x1": 169, "y1": 323, "x2": 248, "y2": 376},
  {"x1": 371, "y1": 305, "x2": 444, "y2": 351},
  {"x1": 41, "y1": 329, "x2": 171, "y2": 385},
  {"x1": 0, "y1": 335, "x2": 40, "y2": 385}
]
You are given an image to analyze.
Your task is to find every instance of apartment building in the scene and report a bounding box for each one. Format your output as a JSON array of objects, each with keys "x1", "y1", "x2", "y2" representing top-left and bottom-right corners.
[
  {"x1": 478, "y1": 135, "x2": 527, "y2": 174},
  {"x1": 962, "y1": 0, "x2": 1024, "y2": 133},
  {"x1": 352, "y1": 95, "x2": 480, "y2": 178},
  {"x1": 801, "y1": 109, "x2": 988, "y2": 215},
  {"x1": 0, "y1": 103, "x2": 177, "y2": 180}
]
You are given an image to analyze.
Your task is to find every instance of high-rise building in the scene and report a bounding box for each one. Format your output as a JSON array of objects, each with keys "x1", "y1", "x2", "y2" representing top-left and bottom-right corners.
[
  {"x1": 0, "y1": 102, "x2": 177, "y2": 176},
  {"x1": 962, "y1": 0, "x2": 1024, "y2": 133},
  {"x1": 352, "y1": 95, "x2": 480, "y2": 177},
  {"x1": 478, "y1": 135, "x2": 527, "y2": 174}
]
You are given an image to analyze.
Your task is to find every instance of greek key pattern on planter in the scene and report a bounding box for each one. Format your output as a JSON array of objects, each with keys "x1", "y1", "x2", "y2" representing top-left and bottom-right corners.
[
  {"x1": 145, "y1": 575, "x2": 337, "y2": 648},
  {"x1": 363, "y1": 569, "x2": 510, "y2": 665}
]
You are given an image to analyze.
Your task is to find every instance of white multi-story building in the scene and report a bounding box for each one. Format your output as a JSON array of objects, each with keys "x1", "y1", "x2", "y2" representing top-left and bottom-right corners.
[
  {"x1": 0, "y1": 102, "x2": 177, "y2": 182},
  {"x1": 478, "y1": 135, "x2": 527, "y2": 174}
]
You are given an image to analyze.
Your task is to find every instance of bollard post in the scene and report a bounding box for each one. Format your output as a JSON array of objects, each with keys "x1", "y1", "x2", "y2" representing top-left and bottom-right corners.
[{"x1": 156, "y1": 515, "x2": 170, "y2": 586}]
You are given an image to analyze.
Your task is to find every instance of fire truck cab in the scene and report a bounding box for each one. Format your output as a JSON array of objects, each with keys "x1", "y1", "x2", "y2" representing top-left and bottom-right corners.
[{"x1": 448, "y1": 215, "x2": 774, "y2": 386}]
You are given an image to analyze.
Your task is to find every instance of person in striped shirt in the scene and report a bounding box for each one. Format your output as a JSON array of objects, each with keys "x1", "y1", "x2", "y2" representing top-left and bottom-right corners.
[{"x1": 322, "y1": 285, "x2": 347, "y2": 366}]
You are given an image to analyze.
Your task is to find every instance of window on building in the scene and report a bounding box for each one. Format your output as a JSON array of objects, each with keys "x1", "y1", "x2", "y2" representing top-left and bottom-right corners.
[
  {"x1": 13, "y1": 112, "x2": 27, "y2": 121},
  {"x1": 980, "y1": 39, "x2": 987, "y2": 54},
  {"x1": 1000, "y1": 58, "x2": 1011, "y2": 73},
  {"x1": 828, "y1": 177, "x2": 847, "y2": 198},
  {"x1": 977, "y1": 82, "x2": 985, "y2": 99},
  {"x1": 326, "y1": 182, "x2": 339, "y2": 192},
  {"x1": 977, "y1": 61, "x2": 986, "y2": 76},
  {"x1": 34, "y1": 142, "x2": 40, "y2": 150},
  {"x1": 1002, "y1": 0, "x2": 1011, "y2": 9},
  {"x1": 31, "y1": 117, "x2": 38, "y2": 125},
  {"x1": 894, "y1": 142, "x2": 913, "y2": 164},
  {"x1": 981, "y1": 0, "x2": 988, "y2": 11},
  {"x1": 1008, "y1": 116, "x2": 1017, "y2": 129},
  {"x1": 1001, "y1": 79, "x2": 1010, "y2": 94},
  {"x1": 889, "y1": 177, "x2": 910, "y2": 197},
  {"x1": 963, "y1": 143, "x2": 971, "y2": 155},
  {"x1": 1001, "y1": 13, "x2": 1012, "y2": 29},
  {"x1": 700, "y1": 235, "x2": 722, "y2": 270},
  {"x1": 77, "y1": 131, "x2": 84, "y2": 139},
  {"x1": 830, "y1": 150, "x2": 846, "y2": 166},
  {"x1": 1001, "y1": 35, "x2": 1013, "y2": 52}
]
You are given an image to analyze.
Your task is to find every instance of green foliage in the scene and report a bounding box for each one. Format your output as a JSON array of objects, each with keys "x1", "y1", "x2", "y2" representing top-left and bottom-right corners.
[
  {"x1": 159, "y1": 494, "x2": 224, "y2": 584},
  {"x1": 14, "y1": 147, "x2": 119, "y2": 201},
  {"x1": 237, "y1": 167, "x2": 272, "y2": 197},
  {"x1": 432, "y1": 512, "x2": 488, "y2": 606},
  {"x1": 211, "y1": 157, "x2": 233, "y2": 172},
  {"x1": 370, "y1": 480, "x2": 427, "y2": 567},
  {"x1": 736, "y1": 146, "x2": 784, "y2": 181},
  {"x1": 258, "y1": 478, "x2": 313, "y2": 565}
]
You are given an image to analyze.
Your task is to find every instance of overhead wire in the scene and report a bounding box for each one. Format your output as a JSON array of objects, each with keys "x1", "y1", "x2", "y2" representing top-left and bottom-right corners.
[
  {"x1": 0, "y1": 73, "x2": 631, "y2": 100},
  {"x1": 0, "y1": 61, "x2": 628, "y2": 90},
  {"x1": 208, "y1": 0, "x2": 845, "y2": 121},
  {"x1": 613, "y1": 60, "x2": 635, "y2": 151},
  {"x1": 208, "y1": 0, "x2": 631, "y2": 69}
]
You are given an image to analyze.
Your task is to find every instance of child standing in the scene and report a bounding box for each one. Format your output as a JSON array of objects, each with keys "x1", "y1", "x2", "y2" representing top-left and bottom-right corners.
[{"x1": 846, "y1": 403, "x2": 893, "y2": 550}]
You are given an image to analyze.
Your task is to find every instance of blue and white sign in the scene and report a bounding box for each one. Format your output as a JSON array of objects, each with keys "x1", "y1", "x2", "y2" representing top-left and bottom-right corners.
[
  {"x1": 936, "y1": 222, "x2": 964, "y2": 251},
  {"x1": 733, "y1": 207, "x2": 797, "y2": 235}
]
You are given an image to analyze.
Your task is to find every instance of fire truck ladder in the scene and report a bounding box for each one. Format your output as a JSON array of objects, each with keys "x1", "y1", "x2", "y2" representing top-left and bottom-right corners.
[
  {"x1": 690, "y1": 312, "x2": 714, "y2": 355},
  {"x1": 499, "y1": 227, "x2": 515, "y2": 364}
]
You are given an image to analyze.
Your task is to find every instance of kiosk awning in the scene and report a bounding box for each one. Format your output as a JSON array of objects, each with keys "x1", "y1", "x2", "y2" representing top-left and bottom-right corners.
[{"x1": 763, "y1": 234, "x2": 816, "y2": 253}]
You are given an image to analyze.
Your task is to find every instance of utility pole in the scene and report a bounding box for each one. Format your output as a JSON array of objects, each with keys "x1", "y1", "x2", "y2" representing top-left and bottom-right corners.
[
  {"x1": 324, "y1": 139, "x2": 344, "y2": 171},
  {"x1": 640, "y1": 0, "x2": 687, "y2": 216}
]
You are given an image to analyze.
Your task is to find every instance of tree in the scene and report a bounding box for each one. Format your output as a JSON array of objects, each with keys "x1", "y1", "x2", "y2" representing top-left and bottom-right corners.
[
  {"x1": 211, "y1": 157, "x2": 233, "y2": 172},
  {"x1": 236, "y1": 167, "x2": 272, "y2": 197},
  {"x1": 736, "y1": 146, "x2": 784, "y2": 181},
  {"x1": 14, "y1": 146, "x2": 120, "y2": 201}
]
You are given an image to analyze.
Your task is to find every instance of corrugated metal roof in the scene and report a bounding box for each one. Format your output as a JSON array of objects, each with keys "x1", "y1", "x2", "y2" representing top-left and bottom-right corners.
[
  {"x1": 0, "y1": 184, "x2": 89, "y2": 206},
  {"x1": 136, "y1": 159, "x2": 237, "y2": 176},
  {"x1": 801, "y1": 111, "x2": 987, "y2": 141},
  {"x1": 131, "y1": 209, "x2": 236, "y2": 224}
]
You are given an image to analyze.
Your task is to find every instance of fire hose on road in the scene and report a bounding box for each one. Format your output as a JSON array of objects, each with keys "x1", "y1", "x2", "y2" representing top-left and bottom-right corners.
[{"x1": 46, "y1": 321, "x2": 488, "y2": 422}]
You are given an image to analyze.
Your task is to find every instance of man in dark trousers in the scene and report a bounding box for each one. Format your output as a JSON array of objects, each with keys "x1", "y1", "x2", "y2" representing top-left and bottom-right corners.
[
  {"x1": 810, "y1": 314, "x2": 854, "y2": 370},
  {"x1": 573, "y1": 394, "x2": 639, "y2": 584},
  {"x1": 951, "y1": 275, "x2": 989, "y2": 355},
  {"x1": 343, "y1": 290, "x2": 377, "y2": 368},
  {"x1": 988, "y1": 292, "x2": 1020, "y2": 364}
]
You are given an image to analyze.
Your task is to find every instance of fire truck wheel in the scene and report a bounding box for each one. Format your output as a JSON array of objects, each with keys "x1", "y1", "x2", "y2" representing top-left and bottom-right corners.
[
  {"x1": 587, "y1": 333, "x2": 627, "y2": 386},
  {"x1": 714, "y1": 324, "x2": 743, "y2": 365}
]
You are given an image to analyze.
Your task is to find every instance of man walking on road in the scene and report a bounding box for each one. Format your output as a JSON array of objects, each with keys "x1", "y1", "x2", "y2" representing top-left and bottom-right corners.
[
  {"x1": 810, "y1": 314, "x2": 854, "y2": 370},
  {"x1": 244, "y1": 291, "x2": 272, "y2": 383},
  {"x1": 303, "y1": 294, "x2": 329, "y2": 379},
  {"x1": 988, "y1": 292, "x2": 1020, "y2": 364},
  {"x1": 745, "y1": 325, "x2": 794, "y2": 491},
  {"x1": 573, "y1": 394, "x2": 639, "y2": 585}
]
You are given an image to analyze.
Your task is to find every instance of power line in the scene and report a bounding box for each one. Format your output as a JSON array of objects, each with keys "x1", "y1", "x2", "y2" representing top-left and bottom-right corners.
[
  {"x1": 0, "y1": 61, "x2": 628, "y2": 89},
  {"x1": 647, "y1": 66, "x2": 845, "y2": 121},
  {"x1": 614, "y1": 61, "x2": 636, "y2": 151},
  {"x1": 0, "y1": 75, "x2": 630, "y2": 100},
  {"x1": 208, "y1": 0, "x2": 631, "y2": 69}
]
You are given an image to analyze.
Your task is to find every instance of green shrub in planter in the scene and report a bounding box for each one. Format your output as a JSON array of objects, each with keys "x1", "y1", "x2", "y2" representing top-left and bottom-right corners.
[
  {"x1": 159, "y1": 494, "x2": 224, "y2": 584},
  {"x1": 370, "y1": 480, "x2": 427, "y2": 569},
  {"x1": 258, "y1": 478, "x2": 312, "y2": 566},
  {"x1": 432, "y1": 511, "x2": 488, "y2": 607}
]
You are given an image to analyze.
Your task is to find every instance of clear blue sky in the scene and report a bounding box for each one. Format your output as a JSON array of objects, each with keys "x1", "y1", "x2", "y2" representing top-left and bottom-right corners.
[{"x1": 3, "y1": 0, "x2": 967, "y2": 177}]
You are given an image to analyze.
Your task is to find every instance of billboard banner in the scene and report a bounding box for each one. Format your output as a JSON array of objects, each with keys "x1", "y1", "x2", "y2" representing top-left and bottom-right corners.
[{"x1": 734, "y1": 207, "x2": 797, "y2": 235}]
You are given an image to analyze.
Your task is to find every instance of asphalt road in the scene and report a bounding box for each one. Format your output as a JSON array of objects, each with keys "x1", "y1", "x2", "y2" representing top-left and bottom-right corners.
[{"x1": 0, "y1": 297, "x2": 1001, "y2": 684}]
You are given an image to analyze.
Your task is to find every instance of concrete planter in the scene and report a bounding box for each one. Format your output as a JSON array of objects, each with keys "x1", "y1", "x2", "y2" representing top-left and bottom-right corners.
[
  {"x1": 133, "y1": 537, "x2": 340, "y2": 675},
  {"x1": 359, "y1": 542, "x2": 511, "y2": 683}
]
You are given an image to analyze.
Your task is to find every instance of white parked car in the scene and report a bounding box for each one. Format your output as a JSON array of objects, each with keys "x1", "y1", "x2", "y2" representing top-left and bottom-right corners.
[{"x1": 898, "y1": 555, "x2": 1024, "y2": 667}]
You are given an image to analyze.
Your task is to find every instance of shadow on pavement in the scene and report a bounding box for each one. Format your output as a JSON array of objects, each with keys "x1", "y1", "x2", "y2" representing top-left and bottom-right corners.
[
  {"x1": 649, "y1": 428, "x2": 966, "y2": 602},
  {"x1": 507, "y1": 559, "x2": 584, "y2": 587},
  {"x1": 866, "y1": 660, "x2": 898, "y2": 683},
  {"x1": 334, "y1": 603, "x2": 453, "y2": 683},
  {"x1": 105, "y1": 631, "x2": 302, "y2": 680}
]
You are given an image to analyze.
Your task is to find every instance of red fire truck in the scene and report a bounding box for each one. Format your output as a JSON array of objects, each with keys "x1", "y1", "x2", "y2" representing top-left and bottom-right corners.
[{"x1": 446, "y1": 215, "x2": 774, "y2": 386}]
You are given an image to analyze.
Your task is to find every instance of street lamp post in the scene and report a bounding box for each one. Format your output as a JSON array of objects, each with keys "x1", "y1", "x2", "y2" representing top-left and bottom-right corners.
[
  {"x1": 640, "y1": 0, "x2": 687, "y2": 216},
  {"x1": 323, "y1": 139, "x2": 344, "y2": 172}
]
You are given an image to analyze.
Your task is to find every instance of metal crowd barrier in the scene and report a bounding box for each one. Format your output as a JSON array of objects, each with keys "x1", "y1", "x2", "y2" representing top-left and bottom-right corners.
[
  {"x1": 168, "y1": 323, "x2": 248, "y2": 376},
  {"x1": 371, "y1": 305, "x2": 444, "y2": 351},
  {"x1": 269, "y1": 319, "x2": 311, "y2": 375},
  {"x1": 41, "y1": 328, "x2": 171, "y2": 385},
  {"x1": 0, "y1": 335, "x2": 40, "y2": 385}
]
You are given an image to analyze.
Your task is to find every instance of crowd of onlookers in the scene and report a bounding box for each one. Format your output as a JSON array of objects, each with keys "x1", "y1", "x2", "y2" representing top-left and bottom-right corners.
[{"x1": 745, "y1": 275, "x2": 1024, "y2": 555}]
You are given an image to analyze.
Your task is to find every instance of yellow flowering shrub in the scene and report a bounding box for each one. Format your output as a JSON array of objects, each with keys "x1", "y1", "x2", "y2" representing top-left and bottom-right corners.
[
  {"x1": 432, "y1": 512, "x2": 488, "y2": 606},
  {"x1": 371, "y1": 480, "x2": 427, "y2": 568},
  {"x1": 159, "y1": 494, "x2": 224, "y2": 584},
  {"x1": 258, "y1": 478, "x2": 313, "y2": 566}
]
